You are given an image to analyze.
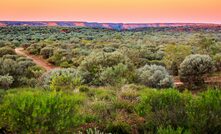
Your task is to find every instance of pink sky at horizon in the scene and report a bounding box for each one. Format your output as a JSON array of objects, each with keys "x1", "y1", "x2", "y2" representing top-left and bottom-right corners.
[{"x1": 0, "y1": 0, "x2": 221, "y2": 24}]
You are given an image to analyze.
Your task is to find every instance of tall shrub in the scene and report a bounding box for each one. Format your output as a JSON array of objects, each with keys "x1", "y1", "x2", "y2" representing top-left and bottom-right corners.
[{"x1": 0, "y1": 90, "x2": 85, "y2": 133}]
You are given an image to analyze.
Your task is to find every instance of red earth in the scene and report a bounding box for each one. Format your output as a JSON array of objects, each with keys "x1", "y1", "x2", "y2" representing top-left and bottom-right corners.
[{"x1": 15, "y1": 48, "x2": 60, "y2": 71}]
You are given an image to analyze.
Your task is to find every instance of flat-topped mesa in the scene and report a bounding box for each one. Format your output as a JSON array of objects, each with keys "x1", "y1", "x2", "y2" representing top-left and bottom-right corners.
[{"x1": 0, "y1": 21, "x2": 220, "y2": 30}]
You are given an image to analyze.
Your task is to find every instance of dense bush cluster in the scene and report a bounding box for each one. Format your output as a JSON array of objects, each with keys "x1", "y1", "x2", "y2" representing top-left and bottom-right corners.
[
  {"x1": 0, "y1": 49, "x2": 44, "y2": 89},
  {"x1": 79, "y1": 51, "x2": 135, "y2": 86},
  {"x1": 0, "y1": 89, "x2": 86, "y2": 133},
  {"x1": 0, "y1": 88, "x2": 220, "y2": 133},
  {"x1": 136, "y1": 89, "x2": 221, "y2": 134},
  {"x1": 0, "y1": 46, "x2": 15, "y2": 57}
]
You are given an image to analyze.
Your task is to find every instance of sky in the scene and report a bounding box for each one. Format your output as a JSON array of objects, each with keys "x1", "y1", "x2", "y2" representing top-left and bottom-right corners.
[{"x1": 0, "y1": 0, "x2": 221, "y2": 24}]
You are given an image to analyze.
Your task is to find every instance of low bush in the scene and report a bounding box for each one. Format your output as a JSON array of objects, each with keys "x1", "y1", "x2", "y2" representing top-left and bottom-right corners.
[
  {"x1": 0, "y1": 89, "x2": 5, "y2": 102},
  {"x1": 50, "y1": 73, "x2": 82, "y2": 91},
  {"x1": 106, "y1": 121, "x2": 131, "y2": 134},
  {"x1": 0, "y1": 56, "x2": 43, "y2": 88},
  {"x1": 40, "y1": 46, "x2": 54, "y2": 59},
  {"x1": 136, "y1": 89, "x2": 191, "y2": 131},
  {"x1": 118, "y1": 85, "x2": 139, "y2": 102},
  {"x1": 136, "y1": 65, "x2": 173, "y2": 88},
  {"x1": 100, "y1": 63, "x2": 132, "y2": 86},
  {"x1": 0, "y1": 75, "x2": 14, "y2": 89},
  {"x1": 78, "y1": 85, "x2": 90, "y2": 92},
  {"x1": 40, "y1": 68, "x2": 84, "y2": 90},
  {"x1": 179, "y1": 54, "x2": 213, "y2": 89},
  {"x1": 0, "y1": 47, "x2": 15, "y2": 57},
  {"x1": 157, "y1": 126, "x2": 190, "y2": 134},
  {"x1": 186, "y1": 89, "x2": 221, "y2": 133},
  {"x1": 213, "y1": 53, "x2": 221, "y2": 71},
  {"x1": 0, "y1": 90, "x2": 86, "y2": 133},
  {"x1": 79, "y1": 51, "x2": 134, "y2": 86},
  {"x1": 136, "y1": 88, "x2": 221, "y2": 133}
]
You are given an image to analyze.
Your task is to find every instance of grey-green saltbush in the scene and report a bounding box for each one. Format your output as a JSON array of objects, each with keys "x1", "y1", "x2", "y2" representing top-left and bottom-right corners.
[
  {"x1": 179, "y1": 54, "x2": 213, "y2": 89},
  {"x1": 137, "y1": 65, "x2": 173, "y2": 88},
  {"x1": 0, "y1": 75, "x2": 14, "y2": 89}
]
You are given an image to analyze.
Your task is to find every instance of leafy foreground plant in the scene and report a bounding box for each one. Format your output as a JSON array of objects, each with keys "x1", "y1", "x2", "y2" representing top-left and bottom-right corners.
[
  {"x1": 0, "y1": 89, "x2": 86, "y2": 133},
  {"x1": 0, "y1": 88, "x2": 221, "y2": 133},
  {"x1": 136, "y1": 89, "x2": 221, "y2": 134}
]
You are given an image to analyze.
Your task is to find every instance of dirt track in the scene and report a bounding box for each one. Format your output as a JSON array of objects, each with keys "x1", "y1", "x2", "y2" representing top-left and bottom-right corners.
[{"x1": 15, "y1": 48, "x2": 60, "y2": 71}]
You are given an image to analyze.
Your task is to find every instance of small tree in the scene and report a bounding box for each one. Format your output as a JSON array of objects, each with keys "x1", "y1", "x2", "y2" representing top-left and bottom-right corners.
[
  {"x1": 137, "y1": 65, "x2": 173, "y2": 88},
  {"x1": 163, "y1": 44, "x2": 192, "y2": 76},
  {"x1": 179, "y1": 54, "x2": 213, "y2": 89}
]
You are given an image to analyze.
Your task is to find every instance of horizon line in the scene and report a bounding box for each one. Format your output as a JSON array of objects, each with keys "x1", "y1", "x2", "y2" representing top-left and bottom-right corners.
[{"x1": 0, "y1": 20, "x2": 221, "y2": 25}]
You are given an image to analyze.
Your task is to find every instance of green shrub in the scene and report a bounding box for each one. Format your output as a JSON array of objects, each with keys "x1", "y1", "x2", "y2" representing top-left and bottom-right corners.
[
  {"x1": 0, "y1": 75, "x2": 14, "y2": 89},
  {"x1": 213, "y1": 53, "x2": 221, "y2": 71},
  {"x1": 26, "y1": 44, "x2": 43, "y2": 55},
  {"x1": 40, "y1": 46, "x2": 54, "y2": 59},
  {"x1": 121, "y1": 84, "x2": 144, "y2": 91},
  {"x1": 179, "y1": 54, "x2": 213, "y2": 89},
  {"x1": 2, "y1": 54, "x2": 18, "y2": 60},
  {"x1": 136, "y1": 89, "x2": 191, "y2": 131},
  {"x1": 0, "y1": 90, "x2": 86, "y2": 133},
  {"x1": 136, "y1": 88, "x2": 221, "y2": 133},
  {"x1": 186, "y1": 89, "x2": 221, "y2": 133},
  {"x1": 157, "y1": 126, "x2": 190, "y2": 134},
  {"x1": 40, "y1": 68, "x2": 84, "y2": 89},
  {"x1": 47, "y1": 48, "x2": 68, "y2": 65},
  {"x1": 60, "y1": 61, "x2": 72, "y2": 68},
  {"x1": 78, "y1": 85, "x2": 90, "y2": 92},
  {"x1": 79, "y1": 51, "x2": 134, "y2": 85},
  {"x1": 0, "y1": 47, "x2": 15, "y2": 57},
  {"x1": 137, "y1": 65, "x2": 173, "y2": 88},
  {"x1": 163, "y1": 44, "x2": 192, "y2": 76},
  {"x1": 28, "y1": 66, "x2": 45, "y2": 78},
  {"x1": 106, "y1": 121, "x2": 131, "y2": 134},
  {"x1": 0, "y1": 58, "x2": 17, "y2": 76},
  {"x1": 87, "y1": 88, "x2": 116, "y2": 101},
  {"x1": 103, "y1": 47, "x2": 116, "y2": 53},
  {"x1": 17, "y1": 77, "x2": 38, "y2": 88},
  {"x1": 50, "y1": 73, "x2": 82, "y2": 91},
  {"x1": 0, "y1": 89, "x2": 5, "y2": 102},
  {"x1": 0, "y1": 56, "x2": 42, "y2": 88},
  {"x1": 100, "y1": 63, "x2": 132, "y2": 86},
  {"x1": 118, "y1": 85, "x2": 139, "y2": 102}
]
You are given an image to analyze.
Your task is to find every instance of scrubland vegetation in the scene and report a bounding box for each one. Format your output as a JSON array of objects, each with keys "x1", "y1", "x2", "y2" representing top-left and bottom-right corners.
[{"x1": 0, "y1": 26, "x2": 221, "y2": 133}]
